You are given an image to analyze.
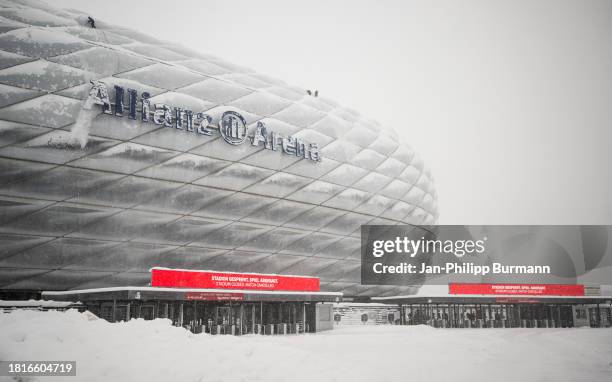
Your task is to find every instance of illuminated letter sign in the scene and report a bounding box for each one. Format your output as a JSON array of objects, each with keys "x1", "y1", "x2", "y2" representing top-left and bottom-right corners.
[
  {"x1": 86, "y1": 81, "x2": 322, "y2": 162},
  {"x1": 219, "y1": 111, "x2": 247, "y2": 145}
]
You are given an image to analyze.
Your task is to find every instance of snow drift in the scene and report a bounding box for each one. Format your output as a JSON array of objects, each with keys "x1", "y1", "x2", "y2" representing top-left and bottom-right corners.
[{"x1": 1, "y1": 309, "x2": 611, "y2": 382}]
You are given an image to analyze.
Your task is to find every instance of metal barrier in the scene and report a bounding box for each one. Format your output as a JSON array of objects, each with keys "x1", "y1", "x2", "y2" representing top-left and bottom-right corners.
[
  {"x1": 276, "y1": 323, "x2": 287, "y2": 335},
  {"x1": 264, "y1": 324, "x2": 275, "y2": 335}
]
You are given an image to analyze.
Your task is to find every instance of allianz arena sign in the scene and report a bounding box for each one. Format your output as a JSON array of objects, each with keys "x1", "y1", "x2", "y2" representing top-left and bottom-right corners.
[{"x1": 86, "y1": 80, "x2": 322, "y2": 162}]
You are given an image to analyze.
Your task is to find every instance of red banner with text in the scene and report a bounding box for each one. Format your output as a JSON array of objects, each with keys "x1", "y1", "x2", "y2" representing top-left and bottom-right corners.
[
  {"x1": 151, "y1": 268, "x2": 320, "y2": 292},
  {"x1": 449, "y1": 283, "x2": 585, "y2": 296}
]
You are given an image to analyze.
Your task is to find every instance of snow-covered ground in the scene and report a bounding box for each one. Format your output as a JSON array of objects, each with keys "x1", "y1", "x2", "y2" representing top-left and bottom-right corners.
[{"x1": 1, "y1": 309, "x2": 611, "y2": 382}]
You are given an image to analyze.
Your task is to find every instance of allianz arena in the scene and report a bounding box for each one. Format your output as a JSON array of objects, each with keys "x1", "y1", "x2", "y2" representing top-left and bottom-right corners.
[{"x1": 0, "y1": 0, "x2": 437, "y2": 298}]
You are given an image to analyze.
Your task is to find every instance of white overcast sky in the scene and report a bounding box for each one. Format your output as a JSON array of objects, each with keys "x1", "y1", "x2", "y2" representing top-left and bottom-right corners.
[{"x1": 54, "y1": 0, "x2": 612, "y2": 224}]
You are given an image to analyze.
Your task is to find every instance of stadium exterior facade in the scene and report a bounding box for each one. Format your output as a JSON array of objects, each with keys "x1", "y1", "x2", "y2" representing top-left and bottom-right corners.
[
  {"x1": 0, "y1": 0, "x2": 437, "y2": 301},
  {"x1": 0, "y1": 1, "x2": 610, "y2": 334}
]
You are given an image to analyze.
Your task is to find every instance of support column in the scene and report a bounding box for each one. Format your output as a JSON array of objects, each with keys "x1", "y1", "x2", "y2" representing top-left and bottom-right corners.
[
  {"x1": 549, "y1": 305, "x2": 553, "y2": 327},
  {"x1": 111, "y1": 299, "x2": 116, "y2": 323},
  {"x1": 411, "y1": 304, "x2": 414, "y2": 325},
  {"x1": 302, "y1": 302, "x2": 306, "y2": 333},
  {"x1": 277, "y1": 303, "x2": 283, "y2": 334},
  {"x1": 251, "y1": 304, "x2": 256, "y2": 333},
  {"x1": 133, "y1": 301, "x2": 140, "y2": 320},
  {"x1": 240, "y1": 305, "x2": 244, "y2": 335},
  {"x1": 179, "y1": 303, "x2": 184, "y2": 327},
  {"x1": 597, "y1": 303, "x2": 601, "y2": 327}
]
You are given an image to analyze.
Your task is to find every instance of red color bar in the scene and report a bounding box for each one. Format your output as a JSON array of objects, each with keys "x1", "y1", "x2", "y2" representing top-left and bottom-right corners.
[
  {"x1": 151, "y1": 268, "x2": 320, "y2": 292},
  {"x1": 449, "y1": 283, "x2": 585, "y2": 296}
]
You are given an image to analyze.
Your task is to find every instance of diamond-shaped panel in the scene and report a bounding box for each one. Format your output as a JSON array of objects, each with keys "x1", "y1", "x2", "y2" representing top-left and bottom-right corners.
[
  {"x1": 117, "y1": 63, "x2": 204, "y2": 90},
  {"x1": 0, "y1": 27, "x2": 90, "y2": 58},
  {"x1": 0, "y1": 94, "x2": 81, "y2": 128}
]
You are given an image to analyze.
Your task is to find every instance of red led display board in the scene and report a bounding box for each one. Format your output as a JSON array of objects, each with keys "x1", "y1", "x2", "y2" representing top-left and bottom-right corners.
[
  {"x1": 151, "y1": 268, "x2": 320, "y2": 292},
  {"x1": 449, "y1": 283, "x2": 585, "y2": 296}
]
